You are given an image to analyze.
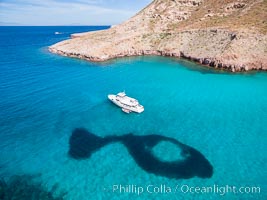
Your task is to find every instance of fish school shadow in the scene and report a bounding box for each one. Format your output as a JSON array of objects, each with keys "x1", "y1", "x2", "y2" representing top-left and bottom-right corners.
[{"x1": 68, "y1": 128, "x2": 213, "y2": 180}]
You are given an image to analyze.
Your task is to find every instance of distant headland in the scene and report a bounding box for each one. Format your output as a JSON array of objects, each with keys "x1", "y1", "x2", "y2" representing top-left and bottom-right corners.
[{"x1": 49, "y1": 0, "x2": 267, "y2": 72}]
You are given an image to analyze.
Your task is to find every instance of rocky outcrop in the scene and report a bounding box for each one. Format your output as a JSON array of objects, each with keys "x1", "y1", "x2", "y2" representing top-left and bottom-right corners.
[{"x1": 49, "y1": 0, "x2": 267, "y2": 72}]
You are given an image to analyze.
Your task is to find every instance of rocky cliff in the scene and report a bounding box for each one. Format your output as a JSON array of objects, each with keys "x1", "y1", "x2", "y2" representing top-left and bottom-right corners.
[{"x1": 49, "y1": 0, "x2": 267, "y2": 72}]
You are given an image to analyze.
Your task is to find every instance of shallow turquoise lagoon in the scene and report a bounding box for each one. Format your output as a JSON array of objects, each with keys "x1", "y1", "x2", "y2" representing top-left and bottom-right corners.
[{"x1": 0, "y1": 27, "x2": 266, "y2": 200}]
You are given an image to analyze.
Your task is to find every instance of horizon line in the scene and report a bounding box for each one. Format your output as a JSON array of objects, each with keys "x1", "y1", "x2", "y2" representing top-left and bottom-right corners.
[{"x1": 0, "y1": 25, "x2": 112, "y2": 27}]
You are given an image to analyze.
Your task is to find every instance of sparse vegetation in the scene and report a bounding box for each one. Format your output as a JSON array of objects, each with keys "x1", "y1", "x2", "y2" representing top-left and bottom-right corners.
[
  {"x1": 175, "y1": 0, "x2": 267, "y2": 34},
  {"x1": 159, "y1": 33, "x2": 172, "y2": 39}
]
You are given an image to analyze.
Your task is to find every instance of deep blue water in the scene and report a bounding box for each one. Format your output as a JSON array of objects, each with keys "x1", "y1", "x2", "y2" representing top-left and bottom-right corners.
[{"x1": 0, "y1": 26, "x2": 266, "y2": 200}]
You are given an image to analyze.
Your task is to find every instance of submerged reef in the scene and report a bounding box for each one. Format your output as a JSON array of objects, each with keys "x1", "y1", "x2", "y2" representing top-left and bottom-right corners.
[
  {"x1": 68, "y1": 128, "x2": 213, "y2": 179},
  {"x1": 0, "y1": 175, "x2": 66, "y2": 200}
]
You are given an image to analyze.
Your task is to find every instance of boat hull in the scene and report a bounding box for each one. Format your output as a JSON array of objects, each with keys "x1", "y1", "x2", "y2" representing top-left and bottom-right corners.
[{"x1": 108, "y1": 95, "x2": 144, "y2": 113}]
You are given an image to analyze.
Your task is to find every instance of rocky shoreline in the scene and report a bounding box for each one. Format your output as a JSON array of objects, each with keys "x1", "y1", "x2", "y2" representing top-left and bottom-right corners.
[
  {"x1": 50, "y1": 45, "x2": 267, "y2": 73},
  {"x1": 48, "y1": 47, "x2": 254, "y2": 72},
  {"x1": 49, "y1": 0, "x2": 267, "y2": 72}
]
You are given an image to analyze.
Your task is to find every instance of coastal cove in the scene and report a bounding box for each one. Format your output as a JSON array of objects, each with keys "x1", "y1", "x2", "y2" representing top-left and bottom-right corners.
[
  {"x1": 49, "y1": 0, "x2": 267, "y2": 72},
  {"x1": 0, "y1": 26, "x2": 267, "y2": 200},
  {"x1": 50, "y1": 29, "x2": 267, "y2": 73}
]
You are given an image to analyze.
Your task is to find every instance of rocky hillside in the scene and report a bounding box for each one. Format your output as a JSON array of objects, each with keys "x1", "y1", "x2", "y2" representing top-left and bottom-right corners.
[{"x1": 49, "y1": 0, "x2": 267, "y2": 72}]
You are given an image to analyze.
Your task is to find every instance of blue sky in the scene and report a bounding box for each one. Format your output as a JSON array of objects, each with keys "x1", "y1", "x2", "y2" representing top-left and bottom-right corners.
[{"x1": 0, "y1": 0, "x2": 152, "y2": 25}]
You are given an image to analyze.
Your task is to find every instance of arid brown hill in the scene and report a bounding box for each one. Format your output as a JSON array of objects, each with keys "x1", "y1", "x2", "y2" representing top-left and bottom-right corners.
[{"x1": 49, "y1": 0, "x2": 267, "y2": 72}]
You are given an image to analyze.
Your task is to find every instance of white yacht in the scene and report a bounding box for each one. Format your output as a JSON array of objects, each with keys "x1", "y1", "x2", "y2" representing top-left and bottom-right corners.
[{"x1": 108, "y1": 92, "x2": 144, "y2": 113}]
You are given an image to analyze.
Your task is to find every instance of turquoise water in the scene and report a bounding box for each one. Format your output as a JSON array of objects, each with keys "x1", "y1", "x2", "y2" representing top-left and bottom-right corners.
[{"x1": 0, "y1": 26, "x2": 266, "y2": 199}]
